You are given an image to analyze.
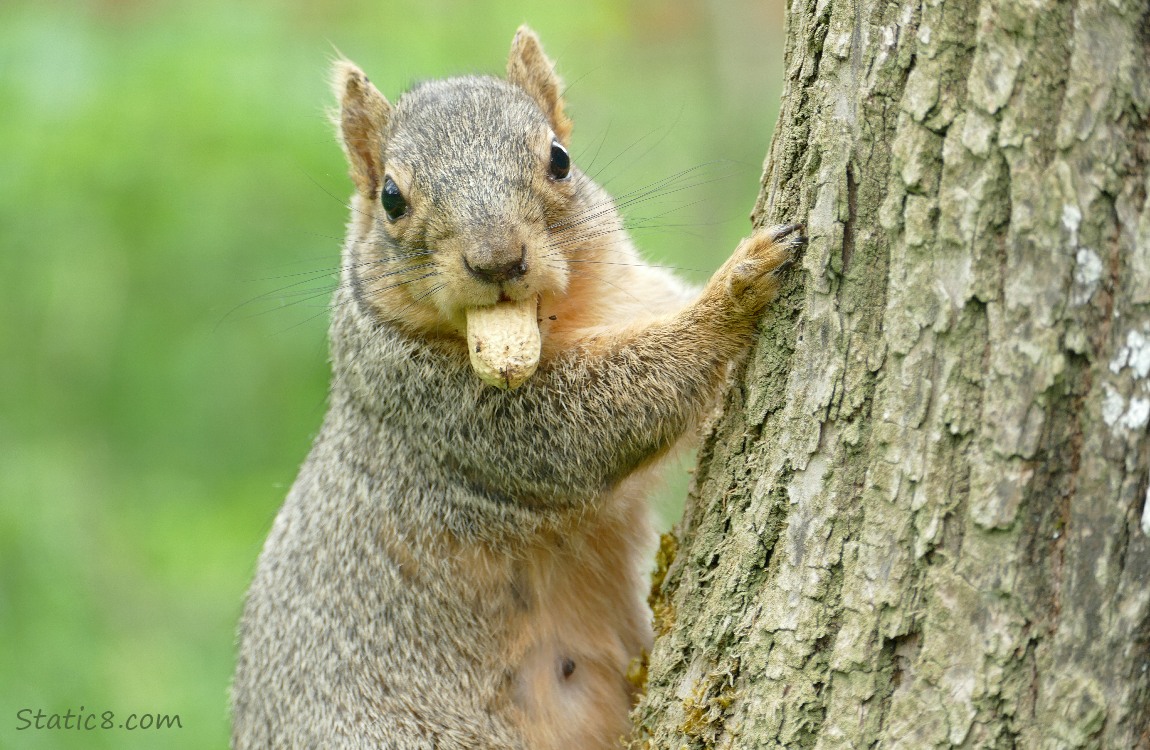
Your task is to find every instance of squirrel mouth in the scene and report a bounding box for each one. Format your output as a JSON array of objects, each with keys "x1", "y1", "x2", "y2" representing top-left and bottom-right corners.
[{"x1": 464, "y1": 296, "x2": 541, "y2": 390}]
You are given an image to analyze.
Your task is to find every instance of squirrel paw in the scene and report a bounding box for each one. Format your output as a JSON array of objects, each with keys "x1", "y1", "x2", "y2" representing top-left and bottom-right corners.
[{"x1": 723, "y1": 223, "x2": 805, "y2": 311}]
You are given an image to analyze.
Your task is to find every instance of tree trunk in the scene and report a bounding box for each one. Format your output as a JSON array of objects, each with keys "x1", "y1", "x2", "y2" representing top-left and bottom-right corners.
[{"x1": 633, "y1": 0, "x2": 1150, "y2": 747}]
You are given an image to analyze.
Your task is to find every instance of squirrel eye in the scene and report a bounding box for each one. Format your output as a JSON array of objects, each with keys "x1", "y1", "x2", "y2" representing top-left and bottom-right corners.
[
  {"x1": 549, "y1": 140, "x2": 571, "y2": 181},
  {"x1": 381, "y1": 177, "x2": 407, "y2": 221}
]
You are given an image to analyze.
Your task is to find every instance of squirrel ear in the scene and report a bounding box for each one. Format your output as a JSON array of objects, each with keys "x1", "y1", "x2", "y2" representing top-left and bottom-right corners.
[
  {"x1": 507, "y1": 26, "x2": 572, "y2": 145},
  {"x1": 332, "y1": 60, "x2": 392, "y2": 197}
]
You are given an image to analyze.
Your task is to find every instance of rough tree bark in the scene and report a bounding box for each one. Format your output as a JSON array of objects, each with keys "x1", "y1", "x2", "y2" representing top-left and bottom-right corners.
[{"x1": 633, "y1": 0, "x2": 1150, "y2": 747}]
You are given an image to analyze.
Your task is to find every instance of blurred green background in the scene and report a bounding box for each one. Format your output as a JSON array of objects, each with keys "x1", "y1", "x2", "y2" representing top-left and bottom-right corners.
[{"x1": 0, "y1": 0, "x2": 783, "y2": 746}]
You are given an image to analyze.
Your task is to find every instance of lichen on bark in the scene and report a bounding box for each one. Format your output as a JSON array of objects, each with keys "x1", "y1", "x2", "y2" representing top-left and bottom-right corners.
[{"x1": 631, "y1": 0, "x2": 1150, "y2": 747}]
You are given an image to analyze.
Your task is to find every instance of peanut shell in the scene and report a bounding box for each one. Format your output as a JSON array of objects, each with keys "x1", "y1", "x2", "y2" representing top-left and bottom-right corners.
[{"x1": 464, "y1": 297, "x2": 541, "y2": 389}]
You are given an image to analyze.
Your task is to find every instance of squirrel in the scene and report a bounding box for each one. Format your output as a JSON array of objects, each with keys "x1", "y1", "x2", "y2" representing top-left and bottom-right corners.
[{"x1": 231, "y1": 25, "x2": 802, "y2": 750}]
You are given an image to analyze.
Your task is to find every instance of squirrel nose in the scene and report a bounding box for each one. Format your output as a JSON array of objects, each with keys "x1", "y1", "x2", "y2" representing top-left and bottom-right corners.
[{"x1": 464, "y1": 245, "x2": 528, "y2": 284}]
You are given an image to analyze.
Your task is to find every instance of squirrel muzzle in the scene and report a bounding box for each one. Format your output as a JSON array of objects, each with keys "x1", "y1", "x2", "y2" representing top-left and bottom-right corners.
[
  {"x1": 449, "y1": 230, "x2": 549, "y2": 390},
  {"x1": 463, "y1": 243, "x2": 529, "y2": 284}
]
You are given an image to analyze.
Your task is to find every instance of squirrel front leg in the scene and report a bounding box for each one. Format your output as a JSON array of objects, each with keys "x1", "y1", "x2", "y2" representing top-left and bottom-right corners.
[{"x1": 434, "y1": 224, "x2": 804, "y2": 505}]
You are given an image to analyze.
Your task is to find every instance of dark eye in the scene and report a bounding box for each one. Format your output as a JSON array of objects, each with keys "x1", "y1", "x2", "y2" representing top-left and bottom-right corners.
[
  {"x1": 381, "y1": 177, "x2": 407, "y2": 221},
  {"x1": 549, "y1": 140, "x2": 570, "y2": 181}
]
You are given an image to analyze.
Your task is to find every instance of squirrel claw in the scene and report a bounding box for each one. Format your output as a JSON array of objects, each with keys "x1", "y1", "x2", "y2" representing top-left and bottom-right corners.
[
  {"x1": 766, "y1": 222, "x2": 806, "y2": 274},
  {"x1": 767, "y1": 222, "x2": 805, "y2": 243},
  {"x1": 719, "y1": 222, "x2": 806, "y2": 310}
]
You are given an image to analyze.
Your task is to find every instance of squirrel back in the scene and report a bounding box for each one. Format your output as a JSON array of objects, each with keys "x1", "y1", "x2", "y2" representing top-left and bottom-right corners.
[{"x1": 231, "y1": 25, "x2": 800, "y2": 750}]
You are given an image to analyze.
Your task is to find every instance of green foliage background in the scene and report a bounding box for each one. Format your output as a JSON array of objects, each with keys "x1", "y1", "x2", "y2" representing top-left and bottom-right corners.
[{"x1": 0, "y1": 0, "x2": 782, "y2": 746}]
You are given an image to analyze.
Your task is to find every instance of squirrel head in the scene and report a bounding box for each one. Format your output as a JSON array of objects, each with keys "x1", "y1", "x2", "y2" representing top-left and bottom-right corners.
[{"x1": 331, "y1": 27, "x2": 596, "y2": 338}]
